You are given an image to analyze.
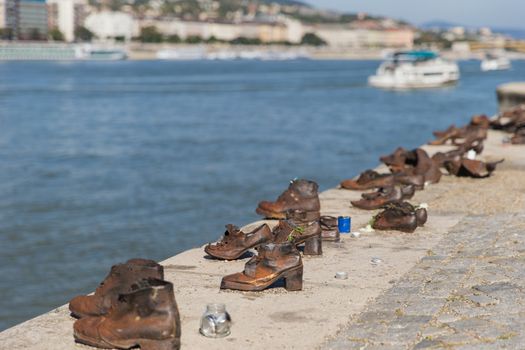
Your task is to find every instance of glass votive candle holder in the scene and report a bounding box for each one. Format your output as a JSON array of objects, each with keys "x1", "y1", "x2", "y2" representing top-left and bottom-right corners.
[{"x1": 199, "y1": 303, "x2": 231, "y2": 338}]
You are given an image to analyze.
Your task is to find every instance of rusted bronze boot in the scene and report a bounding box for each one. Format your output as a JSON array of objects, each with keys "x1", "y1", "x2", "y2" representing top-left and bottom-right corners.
[
  {"x1": 256, "y1": 179, "x2": 320, "y2": 219},
  {"x1": 74, "y1": 279, "x2": 180, "y2": 350},
  {"x1": 269, "y1": 216, "x2": 322, "y2": 255},
  {"x1": 444, "y1": 158, "x2": 504, "y2": 178},
  {"x1": 380, "y1": 147, "x2": 418, "y2": 173},
  {"x1": 340, "y1": 170, "x2": 395, "y2": 190},
  {"x1": 410, "y1": 148, "x2": 442, "y2": 185},
  {"x1": 371, "y1": 202, "x2": 427, "y2": 233},
  {"x1": 429, "y1": 125, "x2": 463, "y2": 145},
  {"x1": 470, "y1": 114, "x2": 491, "y2": 129},
  {"x1": 69, "y1": 259, "x2": 164, "y2": 318},
  {"x1": 279, "y1": 209, "x2": 322, "y2": 256},
  {"x1": 320, "y1": 216, "x2": 340, "y2": 242},
  {"x1": 394, "y1": 173, "x2": 425, "y2": 190},
  {"x1": 352, "y1": 185, "x2": 415, "y2": 210},
  {"x1": 220, "y1": 241, "x2": 303, "y2": 292},
  {"x1": 204, "y1": 223, "x2": 273, "y2": 260}
]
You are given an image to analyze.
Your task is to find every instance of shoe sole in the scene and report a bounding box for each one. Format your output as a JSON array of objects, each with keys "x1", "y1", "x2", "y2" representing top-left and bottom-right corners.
[
  {"x1": 205, "y1": 242, "x2": 262, "y2": 261},
  {"x1": 220, "y1": 265, "x2": 303, "y2": 292},
  {"x1": 255, "y1": 207, "x2": 286, "y2": 219}
]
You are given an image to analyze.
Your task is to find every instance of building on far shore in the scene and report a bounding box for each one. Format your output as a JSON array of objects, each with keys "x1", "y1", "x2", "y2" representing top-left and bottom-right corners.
[
  {"x1": 84, "y1": 11, "x2": 136, "y2": 42},
  {"x1": 18, "y1": 0, "x2": 48, "y2": 39},
  {"x1": 136, "y1": 16, "x2": 413, "y2": 48},
  {"x1": 1, "y1": 0, "x2": 48, "y2": 40},
  {"x1": 137, "y1": 17, "x2": 299, "y2": 44},
  {"x1": 0, "y1": 0, "x2": 19, "y2": 39},
  {"x1": 47, "y1": 0, "x2": 87, "y2": 42},
  {"x1": 313, "y1": 25, "x2": 414, "y2": 49}
]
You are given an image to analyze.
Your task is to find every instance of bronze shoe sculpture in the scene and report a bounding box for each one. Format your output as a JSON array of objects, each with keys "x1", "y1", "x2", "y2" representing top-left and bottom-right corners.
[
  {"x1": 220, "y1": 241, "x2": 303, "y2": 292},
  {"x1": 204, "y1": 223, "x2": 273, "y2": 260},
  {"x1": 429, "y1": 125, "x2": 463, "y2": 145},
  {"x1": 430, "y1": 123, "x2": 487, "y2": 146},
  {"x1": 73, "y1": 279, "x2": 181, "y2": 350},
  {"x1": 510, "y1": 125, "x2": 525, "y2": 144},
  {"x1": 340, "y1": 170, "x2": 395, "y2": 190},
  {"x1": 511, "y1": 133, "x2": 525, "y2": 144},
  {"x1": 394, "y1": 173, "x2": 425, "y2": 190},
  {"x1": 341, "y1": 170, "x2": 424, "y2": 191},
  {"x1": 444, "y1": 158, "x2": 504, "y2": 178},
  {"x1": 451, "y1": 127, "x2": 487, "y2": 148},
  {"x1": 412, "y1": 149, "x2": 442, "y2": 185},
  {"x1": 274, "y1": 209, "x2": 322, "y2": 255},
  {"x1": 380, "y1": 147, "x2": 414, "y2": 173},
  {"x1": 319, "y1": 216, "x2": 340, "y2": 242},
  {"x1": 371, "y1": 202, "x2": 427, "y2": 233},
  {"x1": 470, "y1": 114, "x2": 491, "y2": 129},
  {"x1": 491, "y1": 105, "x2": 525, "y2": 132},
  {"x1": 69, "y1": 259, "x2": 164, "y2": 318},
  {"x1": 256, "y1": 179, "x2": 320, "y2": 219},
  {"x1": 352, "y1": 185, "x2": 415, "y2": 210}
]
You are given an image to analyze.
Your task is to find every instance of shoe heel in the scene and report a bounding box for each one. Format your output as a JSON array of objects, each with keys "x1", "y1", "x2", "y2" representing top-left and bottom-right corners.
[
  {"x1": 303, "y1": 235, "x2": 322, "y2": 256},
  {"x1": 140, "y1": 338, "x2": 180, "y2": 350},
  {"x1": 284, "y1": 266, "x2": 303, "y2": 291}
]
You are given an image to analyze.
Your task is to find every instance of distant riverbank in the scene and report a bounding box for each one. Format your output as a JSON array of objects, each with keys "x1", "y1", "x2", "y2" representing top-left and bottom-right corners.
[{"x1": 4, "y1": 41, "x2": 525, "y2": 61}]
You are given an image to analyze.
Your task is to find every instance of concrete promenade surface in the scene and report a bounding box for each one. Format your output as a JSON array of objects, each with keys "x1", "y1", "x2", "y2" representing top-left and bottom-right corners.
[{"x1": 1, "y1": 130, "x2": 524, "y2": 349}]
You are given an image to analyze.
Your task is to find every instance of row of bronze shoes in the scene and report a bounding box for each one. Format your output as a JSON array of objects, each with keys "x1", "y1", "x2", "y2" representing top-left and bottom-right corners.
[
  {"x1": 338, "y1": 113, "x2": 504, "y2": 233},
  {"x1": 66, "y1": 180, "x2": 328, "y2": 349},
  {"x1": 206, "y1": 179, "x2": 328, "y2": 292},
  {"x1": 203, "y1": 112, "x2": 508, "y2": 292},
  {"x1": 67, "y1": 110, "x2": 514, "y2": 349}
]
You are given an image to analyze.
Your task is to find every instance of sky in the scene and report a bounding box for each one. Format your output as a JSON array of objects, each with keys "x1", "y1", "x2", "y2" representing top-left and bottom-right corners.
[{"x1": 303, "y1": 0, "x2": 525, "y2": 29}]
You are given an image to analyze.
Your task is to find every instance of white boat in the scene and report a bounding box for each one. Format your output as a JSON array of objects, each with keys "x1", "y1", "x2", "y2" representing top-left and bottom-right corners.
[
  {"x1": 368, "y1": 51, "x2": 460, "y2": 89},
  {"x1": 156, "y1": 47, "x2": 206, "y2": 60},
  {"x1": 481, "y1": 54, "x2": 511, "y2": 71},
  {"x1": 74, "y1": 44, "x2": 127, "y2": 60}
]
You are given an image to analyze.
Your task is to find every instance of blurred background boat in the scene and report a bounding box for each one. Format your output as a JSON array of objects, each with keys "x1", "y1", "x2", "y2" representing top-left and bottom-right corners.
[
  {"x1": 0, "y1": 42, "x2": 127, "y2": 61},
  {"x1": 74, "y1": 44, "x2": 127, "y2": 60},
  {"x1": 156, "y1": 47, "x2": 207, "y2": 60},
  {"x1": 369, "y1": 51, "x2": 460, "y2": 89},
  {"x1": 481, "y1": 51, "x2": 512, "y2": 71},
  {"x1": 156, "y1": 47, "x2": 310, "y2": 61}
]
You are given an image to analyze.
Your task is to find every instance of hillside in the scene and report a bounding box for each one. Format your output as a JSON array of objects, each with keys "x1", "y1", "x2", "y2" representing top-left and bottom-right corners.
[{"x1": 93, "y1": 0, "x2": 395, "y2": 25}]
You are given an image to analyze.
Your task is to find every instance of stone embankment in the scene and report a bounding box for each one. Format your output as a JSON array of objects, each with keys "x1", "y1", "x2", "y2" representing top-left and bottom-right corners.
[{"x1": 1, "y1": 130, "x2": 525, "y2": 348}]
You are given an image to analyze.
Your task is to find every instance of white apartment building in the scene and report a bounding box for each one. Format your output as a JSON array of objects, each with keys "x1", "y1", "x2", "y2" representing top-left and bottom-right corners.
[
  {"x1": 138, "y1": 17, "x2": 301, "y2": 44},
  {"x1": 315, "y1": 25, "x2": 414, "y2": 49},
  {"x1": 47, "y1": 0, "x2": 87, "y2": 42},
  {"x1": 85, "y1": 11, "x2": 136, "y2": 41}
]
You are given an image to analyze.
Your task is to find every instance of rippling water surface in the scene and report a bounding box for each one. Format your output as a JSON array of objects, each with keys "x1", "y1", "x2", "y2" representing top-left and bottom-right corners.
[{"x1": 0, "y1": 59, "x2": 524, "y2": 330}]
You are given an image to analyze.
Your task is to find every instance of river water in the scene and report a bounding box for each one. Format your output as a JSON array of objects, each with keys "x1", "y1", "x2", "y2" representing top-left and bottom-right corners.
[{"x1": 0, "y1": 59, "x2": 523, "y2": 330}]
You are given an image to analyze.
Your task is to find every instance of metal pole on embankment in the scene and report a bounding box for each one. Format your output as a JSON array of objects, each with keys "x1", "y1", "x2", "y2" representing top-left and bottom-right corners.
[{"x1": 497, "y1": 82, "x2": 525, "y2": 111}]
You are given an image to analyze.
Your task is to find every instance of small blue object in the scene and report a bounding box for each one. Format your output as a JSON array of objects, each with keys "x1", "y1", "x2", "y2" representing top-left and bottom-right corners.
[{"x1": 338, "y1": 216, "x2": 351, "y2": 234}]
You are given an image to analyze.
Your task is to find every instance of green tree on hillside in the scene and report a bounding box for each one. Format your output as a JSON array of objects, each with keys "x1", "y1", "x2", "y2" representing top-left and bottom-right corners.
[
  {"x1": 186, "y1": 35, "x2": 203, "y2": 43},
  {"x1": 75, "y1": 26, "x2": 94, "y2": 42},
  {"x1": 300, "y1": 33, "x2": 326, "y2": 46},
  {"x1": 140, "y1": 26, "x2": 164, "y2": 42},
  {"x1": 49, "y1": 27, "x2": 65, "y2": 41},
  {"x1": 166, "y1": 34, "x2": 181, "y2": 43}
]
